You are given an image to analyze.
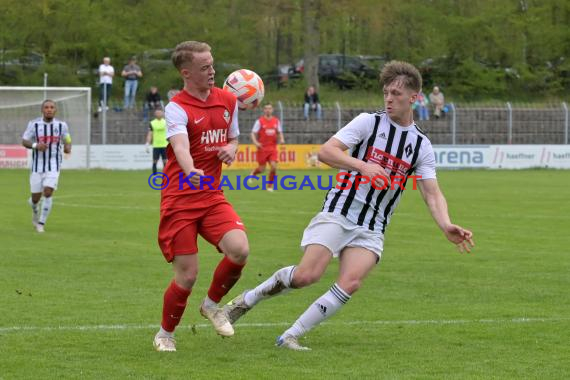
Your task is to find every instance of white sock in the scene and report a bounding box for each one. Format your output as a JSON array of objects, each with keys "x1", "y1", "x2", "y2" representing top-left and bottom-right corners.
[
  {"x1": 29, "y1": 198, "x2": 39, "y2": 215},
  {"x1": 244, "y1": 265, "x2": 296, "y2": 307},
  {"x1": 202, "y1": 296, "x2": 218, "y2": 309},
  {"x1": 158, "y1": 326, "x2": 173, "y2": 338},
  {"x1": 283, "y1": 283, "x2": 351, "y2": 338},
  {"x1": 39, "y1": 196, "x2": 53, "y2": 225}
]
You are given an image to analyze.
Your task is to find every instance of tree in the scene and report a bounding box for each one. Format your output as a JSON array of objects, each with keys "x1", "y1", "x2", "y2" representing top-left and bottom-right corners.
[{"x1": 302, "y1": 0, "x2": 321, "y2": 89}]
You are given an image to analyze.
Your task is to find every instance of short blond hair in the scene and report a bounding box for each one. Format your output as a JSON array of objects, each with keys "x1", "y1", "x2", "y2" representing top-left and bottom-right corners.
[
  {"x1": 380, "y1": 60, "x2": 422, "y2": 92},
  {"x1": 171, "y1": 41, "x2": 211, "y2": 70}
]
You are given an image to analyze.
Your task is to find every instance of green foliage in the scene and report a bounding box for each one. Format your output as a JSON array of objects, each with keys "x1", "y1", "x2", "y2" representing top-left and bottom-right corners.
[
  {"x1": 445, "y1": 59, "x2": 508, "y2": 100},
  {"x1": 0, "y1": 0, "x2": 568, "y2": 101}
]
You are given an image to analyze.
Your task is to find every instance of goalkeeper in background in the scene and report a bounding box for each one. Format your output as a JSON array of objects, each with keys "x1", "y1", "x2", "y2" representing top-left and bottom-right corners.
[
  {"x1": 145, "y1": 108, "x2": 168, "y2": 174},
  {"x1": 21, "y1": 99, "x2": 72, "y2": 233}
]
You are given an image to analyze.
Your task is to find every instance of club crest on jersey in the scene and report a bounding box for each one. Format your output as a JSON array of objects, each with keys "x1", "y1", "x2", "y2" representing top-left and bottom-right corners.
[
  {"x1": 54, "y1": 127, "x2": 59, "y2": 134},
  {"x1": 223, "y1": 109, "x2": 230, "y2": 124},
  {"x1": 405, "y1": 143, "x2": 413, "y2": 158}
]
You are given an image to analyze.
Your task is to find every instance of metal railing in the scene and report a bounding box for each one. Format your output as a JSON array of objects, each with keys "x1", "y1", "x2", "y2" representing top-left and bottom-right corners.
[{"x1": 89, "y1": 101, "x2": 570, "y2": 145}]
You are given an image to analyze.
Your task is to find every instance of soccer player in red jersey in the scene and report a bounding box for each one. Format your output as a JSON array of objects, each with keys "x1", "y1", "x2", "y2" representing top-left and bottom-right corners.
[
  {"x1": 153, "y1": 41, "x2": 249, "y2": 352},
  {"x1": 250, "y1": 103, "x2": 284, "y2": 191}
]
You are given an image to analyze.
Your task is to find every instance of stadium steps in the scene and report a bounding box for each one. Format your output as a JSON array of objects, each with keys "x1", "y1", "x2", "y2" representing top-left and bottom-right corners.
[{"x1": 86, "y1": 106, "x2": 570, "y2": 146}]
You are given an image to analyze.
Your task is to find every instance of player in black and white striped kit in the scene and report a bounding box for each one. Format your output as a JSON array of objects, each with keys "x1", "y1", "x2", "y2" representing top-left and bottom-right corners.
[
  {"x1": 224, "y1": 61, "x2": 475, "y2": 350},
  {"x1": 22, "y1": 100, "x2": 72, "y2": 233}
]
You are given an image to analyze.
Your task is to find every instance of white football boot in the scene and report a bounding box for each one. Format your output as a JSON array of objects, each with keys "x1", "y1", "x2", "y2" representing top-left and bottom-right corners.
[
  {"x1": 276, "y1": 334, "x2": 311, "y2": 351},
  {"x1": 200, "y1": 302, "x2": 234, "y2": 337},
  {"x1": 153, "y1": 333, "x2": 176, "y2": 352}
]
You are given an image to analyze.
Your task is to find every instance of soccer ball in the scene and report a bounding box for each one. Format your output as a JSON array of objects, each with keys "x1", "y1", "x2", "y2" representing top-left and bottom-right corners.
[{"x1": 223, "y1": 69, "x2": 265, "y2": 110}]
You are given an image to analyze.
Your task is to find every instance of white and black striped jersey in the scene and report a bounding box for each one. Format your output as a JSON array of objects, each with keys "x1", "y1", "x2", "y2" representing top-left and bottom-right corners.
[
  {"x1": 321, "y1": 111, "x2": 436, "y2": 233},
  {"x1": 22, "y1": 118, "x2": 70, "y2": 173}
]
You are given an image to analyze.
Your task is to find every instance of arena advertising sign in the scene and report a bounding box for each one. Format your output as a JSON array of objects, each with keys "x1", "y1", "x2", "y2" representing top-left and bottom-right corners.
[
  {"x1": 0, "y1": 144, "x2": 28, "y2": 168},
  {"x1": 434, "y1": 145, "x2": 570, "y2": 169},
  {"x1": 8, "y1": 144, "x2": 570, "y2": 170}
]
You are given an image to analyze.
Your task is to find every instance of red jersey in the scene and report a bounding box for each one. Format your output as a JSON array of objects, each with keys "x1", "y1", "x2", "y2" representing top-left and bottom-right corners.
[
  {"x1": 252, "y1": 116, "x2": 281, "y2": 149},
  {"x1": 162, "y1": 87, "x2": 238, "y2": 205}
]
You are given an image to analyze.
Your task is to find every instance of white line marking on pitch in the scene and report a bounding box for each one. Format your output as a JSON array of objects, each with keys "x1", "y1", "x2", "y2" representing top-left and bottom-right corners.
[{"x1": 1, "y1": 317, "x2": 567, "y2": 333}]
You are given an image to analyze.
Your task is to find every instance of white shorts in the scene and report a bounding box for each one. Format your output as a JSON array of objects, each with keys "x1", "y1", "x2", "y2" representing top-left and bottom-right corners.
[
  {"x1": 30, "y1": 171, "x2": 60, "y2": 193},
  {"x1": 300, "y1": 212, "x2": 384, "y2": 259}
]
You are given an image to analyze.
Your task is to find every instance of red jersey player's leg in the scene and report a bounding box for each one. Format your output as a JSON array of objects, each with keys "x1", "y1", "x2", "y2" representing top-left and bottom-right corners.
[
  {"x1": 267, "y1": 149, "x2": 279, "y2": 191},
  {"x1": 155, "y1": 211, "x2": 201, "y2": 352},
  {"x1": 251, "y1": 148, "x2": 268, "y2": 176},
  {"x1": 198, "y1": 196, "x2": 248, "y2": 338}
]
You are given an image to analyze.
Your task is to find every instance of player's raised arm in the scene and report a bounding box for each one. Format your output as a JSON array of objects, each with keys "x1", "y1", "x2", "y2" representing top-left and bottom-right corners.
[
  {"x1": 217, "y1": 137, "x2": 238, "y2": 166},
  {"x1": 22, "y1": 138, "x2": 47, "y2": 152},
  {"x1": 169, "y1": 134, "x2": 203, "y2": 184},
  {"x1": 22, "y1": 121, "x2": 47, "y2": 151},
  {"x1": 165, "y1": 102, "x2": 203, "y2": 183},
  {"x1": 63, "y1": 136, "x2": 72, "y2": 154},
  {"x1": 318, "y1": 136, "x2": 361, "y2": 171},
  {"x1": 417, "y1": 179, "x2": 475, "y2": 253},
  {"x1": 318, "y1": 137, "x2": 389, "y2": 187}
]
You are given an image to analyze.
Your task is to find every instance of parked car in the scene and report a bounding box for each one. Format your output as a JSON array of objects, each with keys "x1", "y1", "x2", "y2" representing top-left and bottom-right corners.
[
  {"x1": 141, "y1": 48, "x2": 173, "y2": 71},
  {"x1": 357, "y1": 55, "x2": 388, "y2": 71},
  {"x1": 0, "y1": 49, "x2": 44, "y2": 71},
  {"x1": 284, "y1": 54, "x2": 377, "y2": 87}
]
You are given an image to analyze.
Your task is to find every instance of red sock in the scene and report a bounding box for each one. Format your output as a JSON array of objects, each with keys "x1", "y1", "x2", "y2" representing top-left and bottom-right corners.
[
  {"x1": 161, "y1": 280, "x2": 191, "y2": 333},
  {"x1": 252, "y1": 167, "x2": 263, "y2": 176},
  {"x1": 268, "y1": 170, "x2": 276, "y2": 187},
  {"x1": 207, "y1": 256, "x2": 246, "y2": 303}
]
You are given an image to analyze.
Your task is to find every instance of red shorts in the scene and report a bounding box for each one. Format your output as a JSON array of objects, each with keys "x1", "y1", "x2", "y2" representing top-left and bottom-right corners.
[
  {"x1": 257, "y1": 148, "x2": 278, "y2": 166},
  {"x1": 158, "y1": 193, "x2": 245, "y2": 262}
]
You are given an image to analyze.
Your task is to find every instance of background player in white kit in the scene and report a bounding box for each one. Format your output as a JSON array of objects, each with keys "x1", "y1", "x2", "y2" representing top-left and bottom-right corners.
[
  {"x1": 22, "y1": 99, "x2": 72, "y2": 233},
  {"x1": 224, "y1": 61, "x2": 475, "y2": 350}
]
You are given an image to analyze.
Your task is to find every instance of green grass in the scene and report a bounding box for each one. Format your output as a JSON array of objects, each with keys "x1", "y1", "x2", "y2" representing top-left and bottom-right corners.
[{"x1": 1, "y1": 169, "x2": 569, "y2": 379}]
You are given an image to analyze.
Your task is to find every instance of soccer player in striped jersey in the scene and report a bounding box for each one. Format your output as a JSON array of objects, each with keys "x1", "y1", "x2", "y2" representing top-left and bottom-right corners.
[
  {"x1": 224, "y1": 61, "x2": 475, "y2": 350},
  {"x1": 249, "y1": 103, "x2": 284, "y2": 191},
  {"x1": 22, "y1": 100, "x2": 72, "y2": 233}
]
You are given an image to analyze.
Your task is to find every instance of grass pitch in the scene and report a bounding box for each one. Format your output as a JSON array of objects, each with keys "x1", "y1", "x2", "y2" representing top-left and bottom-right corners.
[{"x1": 1, "y1": 169, "x2": 569, "y2": 379}]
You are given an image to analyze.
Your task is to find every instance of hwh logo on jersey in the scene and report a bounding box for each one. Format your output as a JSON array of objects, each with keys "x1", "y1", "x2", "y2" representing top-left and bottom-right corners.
[
  {"x1": 38, "y1": 136, "x2": 62, "y2": 144},
  {"x1": 200, "y1": 129, "x2": 227, "y2": 144}
]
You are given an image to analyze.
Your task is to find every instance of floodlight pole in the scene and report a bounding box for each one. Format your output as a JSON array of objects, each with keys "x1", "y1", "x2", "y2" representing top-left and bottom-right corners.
[
  {"x1": 563, "y1": 102, "x2": 568, "y2": 145},
  {"x1": 102, "y1": 84, "x2": 107, "y2": 145},
  {"x1": 87, "y1": 87, "x2": 92, "y2": 169},
  {"x1": 277, "y1": 101, "x2": 284, "y2": 131},
  {"x1": 335, "y1": 102, "x2": 342, "y2": 131},
  {"x1": 43, "y1": 73, "x2": 48, "y2": 100},
  {"x1": 506, "y1": 102, "x2": 513, "y2": 144},
  {"x1": 450, "y1": 103, "x2": 456, "y2": 145}
]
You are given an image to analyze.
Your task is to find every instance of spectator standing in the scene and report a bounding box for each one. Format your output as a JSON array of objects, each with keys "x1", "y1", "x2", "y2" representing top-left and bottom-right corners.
[
  {"x1": 98, "y1": 57, "x2": 114, "y2": 112},
  {"x1": 121, "y1": 57, "x2": 143, "y2": 109}
]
